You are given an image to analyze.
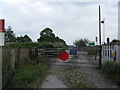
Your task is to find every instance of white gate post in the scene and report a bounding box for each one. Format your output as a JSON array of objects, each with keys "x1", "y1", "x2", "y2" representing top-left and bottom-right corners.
[
  {"x1": 116, "y1": 45, "x2": 120, "y2": 64},
  {"x1": 108, "y1": 45, "x2": 111, "y2": 62}
]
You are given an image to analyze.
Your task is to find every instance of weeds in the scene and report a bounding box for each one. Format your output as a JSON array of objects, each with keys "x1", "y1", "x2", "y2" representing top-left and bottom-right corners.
[
  {"x1": 100, "y1": 62, "x2": 120, "y2": 86},
  {"x1": 2, "y1": 57, "x2": 49, "y2": 88}
]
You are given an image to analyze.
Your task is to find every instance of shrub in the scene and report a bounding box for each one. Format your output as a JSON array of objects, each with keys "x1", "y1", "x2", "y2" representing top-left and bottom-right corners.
[{"x1": 4, "y1": 41, "x2": 68, "y2": 49}]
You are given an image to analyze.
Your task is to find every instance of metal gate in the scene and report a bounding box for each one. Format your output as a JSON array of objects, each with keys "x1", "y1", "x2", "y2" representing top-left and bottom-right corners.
[
  {"x1": 102, "y1": 45, "x2": 120, "y2": 64},
  {"x1": 30, "y1": 47, "x2": 100, "y2": 68}
]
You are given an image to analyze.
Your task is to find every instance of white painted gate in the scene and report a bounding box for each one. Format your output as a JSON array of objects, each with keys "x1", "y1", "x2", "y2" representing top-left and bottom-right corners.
[{"x1": 102, "y1": 45, "x2": 120, "y2": 64}]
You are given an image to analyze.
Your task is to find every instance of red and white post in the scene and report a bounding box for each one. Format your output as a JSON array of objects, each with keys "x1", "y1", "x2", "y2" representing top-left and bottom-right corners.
[
  {"x1": 0, "y1": 19, "x2": 5, "y2": 46},
  {"x1": 0, "y1": 19, "x2": 5, "y2": 89}
]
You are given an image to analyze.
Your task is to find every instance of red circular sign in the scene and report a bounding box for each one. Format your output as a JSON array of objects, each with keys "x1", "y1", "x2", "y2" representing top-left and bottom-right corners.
[{"x1": 59, "y1": 52, "x2": 69, "y2": 61}]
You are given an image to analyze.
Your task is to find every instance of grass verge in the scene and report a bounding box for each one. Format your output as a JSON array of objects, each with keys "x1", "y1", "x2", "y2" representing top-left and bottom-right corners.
[
  {"x1": 100, "y1": 62, "x2": 120, "y2": 86},
  {"x1": 3, "y1": 58, "x2": 49, "y2": 88}
]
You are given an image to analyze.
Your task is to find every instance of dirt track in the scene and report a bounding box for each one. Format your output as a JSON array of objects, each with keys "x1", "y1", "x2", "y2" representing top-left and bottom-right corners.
[{"x1": 40, "y1": 55, "x2": 118, "y2": 88}]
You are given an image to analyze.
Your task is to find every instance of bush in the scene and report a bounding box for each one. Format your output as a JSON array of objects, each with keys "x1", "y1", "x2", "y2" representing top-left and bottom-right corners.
[
  {"x1": 4, "y1": 41, "x2": 68, "y2": 49},
  {"x1": 101, "y1": 62, "x2": 120, "y2": 86},
  {"x1": 35, "y1": 42, "x2": 54, "y2": 48},
  {"x1": 4, "y1": 42, "x2": 33, "y2": 48},
  {"x1": 2, "y1": 69, "x2": 15, "y2": 88},
  {"x1": 4, "y1": 42, "x2": 55, "y2": 48}
]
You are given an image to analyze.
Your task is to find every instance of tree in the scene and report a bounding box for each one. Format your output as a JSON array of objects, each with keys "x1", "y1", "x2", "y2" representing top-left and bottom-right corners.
[
  {"x1": 16, "y1": 35, "x2": 32, "y2": 43},
  {"x1": 37, "y1": 28, "x2": 68, "y2": 48},
  {"x1": 110, "y1": 39, "x2": 120, "y2": 45},
  {"x1": 37, "y1": 28, "x2": 56, "y2": 42},
  {"x1": 5, "y1": 26, "x2": 16, "y2": 44},
  {"x1": 74, "y1": 38, "x2": 89, "y2": 48}
]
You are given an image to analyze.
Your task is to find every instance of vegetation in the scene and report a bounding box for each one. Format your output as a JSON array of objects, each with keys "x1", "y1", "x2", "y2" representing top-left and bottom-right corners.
[
  {"x1": 3, "y1": 26, "x2": 68, "y2": 88},
  {"x1": 4, "y1": 41, "x2": 67, "y2": 48},
  {"x1": 100, "y1": 62, "x2": 120, "y2": 86},
  {"x1": 37, "y1": 28, "x2": 68, "y2": 48},
  {"x1": 5, "y1": 26, "x2": 16, "y2": 44},
  {"x1": 16, "y1": 35, "x2": 32, "y2": 43},
  {"x1": 4, "y1": 27, "x2": 68, "y2": 49},
  {"x1": 110, "y1": 39, "x2": 120, "y2": 45},
  {"x1": 4, "y1": 42, "x2": 53, "y2": 48},
  {"x1": 3, "y1": 57, "x2": 49, "y2": 88},
  {"x1": 5, "y1": 26, "x2": 32, "y2": 44},
  {"x1": 74, "y1": 38, "x2": 89, "y2": 49}
]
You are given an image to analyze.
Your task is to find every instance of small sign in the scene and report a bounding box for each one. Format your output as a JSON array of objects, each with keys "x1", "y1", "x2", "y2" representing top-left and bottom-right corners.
[
  {"x1": 59, "y1": 52, "x2": 69, "y2": 61},
  {"x1": 111, "y1": 50, "x2": 116, "y2": 58}
]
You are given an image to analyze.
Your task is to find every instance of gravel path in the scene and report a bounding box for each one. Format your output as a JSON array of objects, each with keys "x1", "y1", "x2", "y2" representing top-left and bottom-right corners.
[
  {"x1": 40, "y1": 59, "x2": 68, "y2": 88},
  {"x1": 77, "y1": 55, "x2": 119, "y2": 88},
  {"x1": 41, "y1": 74, "x2": 67, "y2": 88}
]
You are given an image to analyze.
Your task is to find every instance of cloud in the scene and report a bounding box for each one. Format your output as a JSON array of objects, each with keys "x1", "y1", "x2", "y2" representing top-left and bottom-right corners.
[{"x1": 0, "y1": 1, "x2": 118, "y2": 44}]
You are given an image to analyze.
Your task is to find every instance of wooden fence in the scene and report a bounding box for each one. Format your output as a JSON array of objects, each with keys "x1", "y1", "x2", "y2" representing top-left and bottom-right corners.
[
  {"x1": 2, "y1": 48, "x2": 31, "y2": 70},
  {"x1": 2, "y1": 48, "x2": 64, "y2": 70}
]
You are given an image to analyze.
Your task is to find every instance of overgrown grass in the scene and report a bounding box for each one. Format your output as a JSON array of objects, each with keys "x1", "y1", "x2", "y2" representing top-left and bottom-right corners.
[
  {"x1": 100, "y1": 62, "x2": 120, "y2": 86},
  {"x1": 3, "y1": 57, "x2": 50, "y2": 88}
]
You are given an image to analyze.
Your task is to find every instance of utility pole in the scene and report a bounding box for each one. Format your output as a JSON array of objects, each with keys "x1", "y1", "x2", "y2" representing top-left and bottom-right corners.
[
  {"x1": 95, "y1": 36, "x2": 98, "y2": 45},
  {"x1": 101, "y1": 19, "x2": 105, "y2": 44},
  {"x1": 99, "y1": 5, "x2": 102, "y2": 68}
]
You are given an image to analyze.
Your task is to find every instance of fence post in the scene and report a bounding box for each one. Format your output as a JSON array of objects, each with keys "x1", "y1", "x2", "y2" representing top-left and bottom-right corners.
[
  {"x1": 115, "y1": 45, "x2": 120, "y2": 64},
  {"x1": 99, "y1": 45, "x2": 102, "y2": 68},
  {"x1": 108, "y1": 45, "x2": 111, "y2": 62},
  {"x1": 118, "y1": 45, "x2": 120, "y2": 64},
  {"x1": 102, "y1": 45, "x2": 104, "y2": 64}
]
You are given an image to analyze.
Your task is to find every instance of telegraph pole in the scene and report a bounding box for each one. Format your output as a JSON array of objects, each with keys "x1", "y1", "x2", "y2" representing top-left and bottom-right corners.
[
  {"x1": 99, "y1": 5, "x2": 102, "y2": 68},
  {"x1": 101, "y1": 18, "x2": 105, "y2": 44}
]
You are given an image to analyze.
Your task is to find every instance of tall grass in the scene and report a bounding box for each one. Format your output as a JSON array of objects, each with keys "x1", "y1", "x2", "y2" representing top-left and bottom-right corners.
[
  {"x1": 100, "y1": 62, "x2": 120, "y2": 86},
  {"x1": 3, "y1": 57, "x2": 50, "y2": 88}
]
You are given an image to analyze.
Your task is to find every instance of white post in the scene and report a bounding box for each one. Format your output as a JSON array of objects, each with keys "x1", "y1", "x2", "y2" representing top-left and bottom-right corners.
[
  {"x1": 102, "y1": 45, "x2": 106, "y2": 64},
  {"x1": 106, "y1": 45, "x2": 109, "y2": 61}
]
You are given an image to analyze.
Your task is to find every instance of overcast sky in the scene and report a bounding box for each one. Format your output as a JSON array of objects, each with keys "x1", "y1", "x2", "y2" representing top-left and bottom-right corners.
[{"x1": 0, "y1": 0, "x2": 119, "y2": 45}]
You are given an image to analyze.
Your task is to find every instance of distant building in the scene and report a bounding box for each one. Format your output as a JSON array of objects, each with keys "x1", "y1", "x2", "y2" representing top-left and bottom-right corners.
[{"x1": 86, "y1": 41, "x2": 95, "y2": 46}]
